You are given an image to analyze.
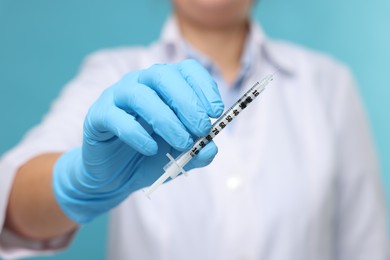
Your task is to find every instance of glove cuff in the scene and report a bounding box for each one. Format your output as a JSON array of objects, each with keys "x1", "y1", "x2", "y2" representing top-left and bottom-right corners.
[{"x1": 53, "y1": 147, "x2": 102, "y2": 224}]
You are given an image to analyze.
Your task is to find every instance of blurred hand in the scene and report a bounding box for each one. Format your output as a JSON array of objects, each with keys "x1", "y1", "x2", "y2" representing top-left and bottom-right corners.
[{"x1": 53, "y1": 59, "x2": 224, "y2": 224}]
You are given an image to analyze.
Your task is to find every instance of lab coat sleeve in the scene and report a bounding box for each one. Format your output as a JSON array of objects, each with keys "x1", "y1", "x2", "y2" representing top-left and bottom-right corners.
[
  {"x1": 0, "y1": 50, "x2": 124, "y2": 259},
  {"x1": 332, "y1": 67, "x2": 390, "y2": 259}
]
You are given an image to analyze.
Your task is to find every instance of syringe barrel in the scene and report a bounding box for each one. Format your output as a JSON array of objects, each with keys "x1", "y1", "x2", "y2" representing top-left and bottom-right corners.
[
  {"x1": 146, "y1": 74, "x2": 273, "y2": 197},
  {"x1": 185, "y1": 75, "x2": 272, "y2": 160}
]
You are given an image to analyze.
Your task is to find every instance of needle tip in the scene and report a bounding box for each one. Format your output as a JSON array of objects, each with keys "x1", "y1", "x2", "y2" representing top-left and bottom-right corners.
[{"x1": 143, "y1": 189, "x2": 152, "y2": 200}]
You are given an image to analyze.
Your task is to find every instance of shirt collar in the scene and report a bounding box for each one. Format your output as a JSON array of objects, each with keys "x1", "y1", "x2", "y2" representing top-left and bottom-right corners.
[{"x1": 159, "y1": 15, "x2": 295, "y2": 76}]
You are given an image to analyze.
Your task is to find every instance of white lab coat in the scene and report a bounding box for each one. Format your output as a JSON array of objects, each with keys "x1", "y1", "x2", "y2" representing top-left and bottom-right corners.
[{"x1": 0, "y1": 17, "x2": 388, "y2": 260}]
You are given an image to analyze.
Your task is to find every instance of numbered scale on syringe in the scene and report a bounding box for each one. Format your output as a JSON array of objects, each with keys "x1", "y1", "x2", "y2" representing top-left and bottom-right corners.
[{"x1": 188, "y1": 81, "x2": 264, "y2": 158}]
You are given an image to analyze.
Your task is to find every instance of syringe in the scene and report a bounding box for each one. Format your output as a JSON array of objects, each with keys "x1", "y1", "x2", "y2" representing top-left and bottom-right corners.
[{"x1": 144, "y1": 73, "x2": 275, "y2": 198}]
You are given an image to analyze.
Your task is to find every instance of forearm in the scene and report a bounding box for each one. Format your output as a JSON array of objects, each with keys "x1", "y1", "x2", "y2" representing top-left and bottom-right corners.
[{"x1": 4, "y1": 153, "x2": 78, "y2": 240}]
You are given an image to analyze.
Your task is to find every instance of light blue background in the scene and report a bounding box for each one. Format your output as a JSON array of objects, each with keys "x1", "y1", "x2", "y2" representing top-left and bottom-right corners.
[{"x1": 0, "y1": 0, "x2": 389, "y2": 259}]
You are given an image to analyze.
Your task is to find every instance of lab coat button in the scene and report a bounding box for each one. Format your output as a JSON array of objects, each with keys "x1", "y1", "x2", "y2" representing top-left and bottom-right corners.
[{"x1": 226, "y1": 176, "x2": 243, "y2": 190}]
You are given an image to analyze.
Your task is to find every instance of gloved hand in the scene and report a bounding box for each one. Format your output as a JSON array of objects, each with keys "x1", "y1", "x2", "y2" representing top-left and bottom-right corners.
[{"x1": 53, "y1": 59, "x2": 224, "y2": 224}]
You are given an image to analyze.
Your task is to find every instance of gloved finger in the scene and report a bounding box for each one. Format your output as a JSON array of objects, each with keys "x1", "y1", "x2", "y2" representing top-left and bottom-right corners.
[
  {"x1": 102, "y1": 106, "x2": 158, "y2": 156},
  {"x1": 183, "y1": 141, "x2": 218, "y2": 170},
  {"x1": 175, "y1": 59, "x2": 224, "y2": 118},
  {"x1": 113, "y1": 82, "x2": 194, "y2": 151},
  {"x1": 138, "y1": 64, "x2": 211, "y2": 137}
]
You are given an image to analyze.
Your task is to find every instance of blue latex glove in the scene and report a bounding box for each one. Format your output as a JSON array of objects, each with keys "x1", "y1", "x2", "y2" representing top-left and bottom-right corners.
[{"x1": 53, "y1": 59, "x2": 224, "y2": 224}]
